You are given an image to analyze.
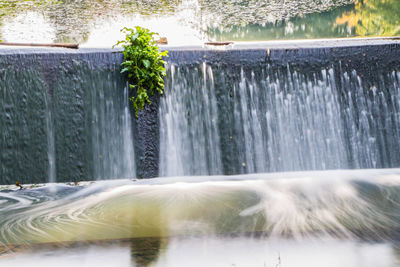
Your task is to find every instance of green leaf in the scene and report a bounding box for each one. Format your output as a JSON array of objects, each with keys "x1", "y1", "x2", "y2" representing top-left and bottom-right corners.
[
  {"x1": 142, "y1": 59, "x2": 150, "y2": 68},
  {"x1": 114, "y1": 26, "x2": 169, "y2": 117}
]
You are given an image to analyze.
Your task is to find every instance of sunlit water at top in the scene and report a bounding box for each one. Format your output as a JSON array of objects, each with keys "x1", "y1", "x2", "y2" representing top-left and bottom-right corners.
[
  {"x1": 1, "y1": 169, "x2": 400, "y2": 266},
  {"x1": 0, "y1": 0, "x2": 399, "y2": 46}
]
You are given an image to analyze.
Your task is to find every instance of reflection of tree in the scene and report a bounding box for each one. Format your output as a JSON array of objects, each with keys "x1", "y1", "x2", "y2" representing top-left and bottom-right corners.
[
  {"x1": 336, "y1": 0, "x2": 400, "y2": 36},
  {"x1": 391, "y1": 243, "x2": 400, "y2": 265},
  {"x1": 119, "y1": 0, "x2": 180, "y2": 16},
  {"x1": 199, "y1": 0, "x2": 355, "y2": 28},
  {"x1": 0, "y1": 0, "x2": 56, "y2": 41},
  {"x1": 45, "y1": 0, "x2": 93, "y2": 43},
  {"x1": 207, "y1": 0, "x2": 400, "y2": 41},
  {"x1": 2, "y1": 0, "x2": 396, "y2": 44},
  {"x1": 45, "y1": 0, "x2": 180, "y2": 44},
  {"x1": 0, "y1": 0, "x2": 181, "y2": 43},
  {"x1": 130, "y1": 237, "x2": 164, "y2": 267},
  {"x1": 207, "y1": 5, "x2": 355, "y2": 41},
  {"x1": 0, "y1": 0, "x2": 54, "y2": 17}
]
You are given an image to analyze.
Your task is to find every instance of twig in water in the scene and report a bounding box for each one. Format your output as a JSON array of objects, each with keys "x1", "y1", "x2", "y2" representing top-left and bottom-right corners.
[{"x1": 15, "y1": 181, "x2": 23, "y2": 190}]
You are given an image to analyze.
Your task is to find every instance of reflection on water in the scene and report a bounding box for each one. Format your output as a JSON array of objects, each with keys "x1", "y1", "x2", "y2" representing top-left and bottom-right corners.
[
  {"x1": 130, "y1": 237, "x2": 163, "y2": 267},
  {"x1": 0, "y1": 0, "x2": 398, "y2": 46},
  {"x1": 336, "y1": 0, "x2": 400, "y2": 37},
  {"x1": 0, "y1": 236, "x2": 400, "y2": 267},
  {"x1": 1, "y1": 169, "x2": 400, "y2": 265},
  {"x1": 208, "y1": 5, "x2": 355, "y2": 41}
]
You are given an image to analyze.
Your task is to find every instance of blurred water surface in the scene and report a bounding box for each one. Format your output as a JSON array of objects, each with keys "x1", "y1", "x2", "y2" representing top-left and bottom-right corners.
[{"x1": 1, "y1": 169, "x2": 400, "y2": 266}]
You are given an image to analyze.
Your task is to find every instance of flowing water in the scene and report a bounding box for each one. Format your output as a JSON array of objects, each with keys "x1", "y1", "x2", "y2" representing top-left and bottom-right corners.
[
  {"x1": 1, "y1": 169, "x2": 400, "y2": 266},
  {"x1": 0, "y1": 52, "x2": 136, "y2": 183},
  {"x1": 160, "y1": 64, "x2": 400, "y2": 176},
  {"x1": 0, "y1": 8, "x2": 399, "y2": 263},
  {"x1": 87, "y1": 77, "x2": 135, "y2": 180},
  {"x1": 159, "y1": 63, "x2": 222, "y2": 176},
  {"x1": 44, "y1": 86, "x2": 56, "y2": 183}
]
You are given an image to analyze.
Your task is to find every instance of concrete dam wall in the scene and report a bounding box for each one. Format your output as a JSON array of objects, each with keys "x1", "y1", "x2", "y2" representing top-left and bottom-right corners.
[{"x1": 1, "y1": 38, "x2": 400, "y2": 184}]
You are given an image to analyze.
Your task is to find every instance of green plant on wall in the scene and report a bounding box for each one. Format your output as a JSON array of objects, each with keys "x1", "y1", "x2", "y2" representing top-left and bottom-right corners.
[{"x1": 115, "y1": 26, "x2": 168, "y2": 116}]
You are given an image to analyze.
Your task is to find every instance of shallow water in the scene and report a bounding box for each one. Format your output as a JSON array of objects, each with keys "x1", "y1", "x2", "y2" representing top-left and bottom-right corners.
[
  {"x1": 1, "y1": 237, "x2": 400, "y2": 267},
  {"x1": 0, "y1": 0, "x2": 398, "y2": 46},
  {"x1": 1, "y1": 169, "x2": 400, "y2": 266}
]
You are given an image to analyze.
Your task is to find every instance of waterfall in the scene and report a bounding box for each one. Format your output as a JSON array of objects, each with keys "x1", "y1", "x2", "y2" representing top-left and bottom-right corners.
[
  {"x1": 159, "y1": 63, "x2": 222, "y2": 176},
  {"x1": 2, "y1": 46, "x2": 400, "y2": 182},
  {"x1": 0, "y1": 52, "x2": 136, "y2": 183},
  {"x1": 86, "y1": 72, "x2": 135, "y2": 180},
  {"x1": 44, "y1": 92, "x2": 57, "y2": 183},
  {"x1": 251, "y1": 66, "x2": 347, "y2": 172},
  {"x1": 159, "y1": 62, "x2": 400, "y2": 176}
]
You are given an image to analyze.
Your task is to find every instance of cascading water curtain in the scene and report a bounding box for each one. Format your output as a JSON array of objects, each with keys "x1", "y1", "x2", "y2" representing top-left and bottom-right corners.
[
  {"x1": 80, "y1": 68, "x2": 136, "y2": 180},
  {"x1": 159, "y1": 62, "x2": 400, "y2": 176},
  {"x1": 159, "y1": 63, "x2": 222, "y2": 176},
  {"x1": 0, "y1": 53, "x2": 137, "y2": 184},
  {"x1": 233, "y1": 67, "x2": 348, "y2": 173}
]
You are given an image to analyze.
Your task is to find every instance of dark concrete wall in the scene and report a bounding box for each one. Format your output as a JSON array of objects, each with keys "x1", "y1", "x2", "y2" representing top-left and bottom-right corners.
[
  {"x1": 0, "y1": 50, "x2": 130, "y2": 184},
  {"x1": 0, "y1": 39, "x2": 399, "y2": 184}
]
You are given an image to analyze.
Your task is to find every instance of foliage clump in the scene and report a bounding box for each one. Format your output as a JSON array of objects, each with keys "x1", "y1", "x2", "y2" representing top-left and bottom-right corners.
[{"x1": 115, "y1": 26, "x2": 168, "y2": 116}]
